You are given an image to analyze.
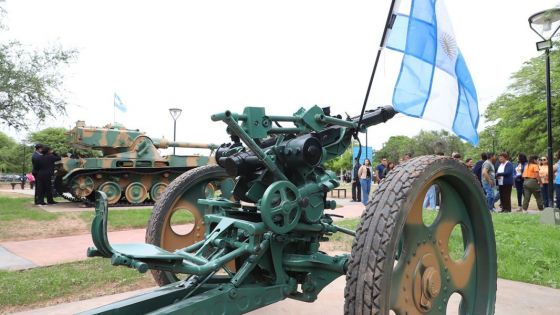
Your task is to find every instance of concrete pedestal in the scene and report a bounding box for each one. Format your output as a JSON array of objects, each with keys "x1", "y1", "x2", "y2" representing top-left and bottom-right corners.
[{"x1": 540, "y1": 207, "x2": 560, "y2": 225}]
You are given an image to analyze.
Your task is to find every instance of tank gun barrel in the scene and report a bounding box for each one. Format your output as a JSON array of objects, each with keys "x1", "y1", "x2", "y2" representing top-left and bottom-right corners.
[{"x1": 153, "y1": 138, "x2": 219, "y2": 150}]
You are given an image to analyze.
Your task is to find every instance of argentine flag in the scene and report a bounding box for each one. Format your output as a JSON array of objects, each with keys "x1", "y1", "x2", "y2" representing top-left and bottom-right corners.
[
  {"x1": 114, "y1": 93, "x2": 127, "y2": 112},
  {"x1": 386, "y1": 0, "x2": 479, "y2": 144}
]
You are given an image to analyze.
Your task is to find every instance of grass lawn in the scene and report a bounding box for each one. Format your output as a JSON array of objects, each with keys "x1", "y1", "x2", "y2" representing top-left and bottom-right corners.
[
  {"x1": 0, "y1": 258, "x2": 154, "y2": 313},
  {"x1": 0, "y1": 196, "x2": 59, "y2": 221},
  {"x1": 330, "y1": 211, "x2": 560, "y2": 289},
  {"x1": 0, "y1": 196, "x2": 195, "y2": 241},
  {"x1": 78, "y1": 208, "x2": 194, "y2": 230}
]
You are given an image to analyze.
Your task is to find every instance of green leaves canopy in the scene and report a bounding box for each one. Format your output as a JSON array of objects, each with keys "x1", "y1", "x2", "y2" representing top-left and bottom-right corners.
[
  {"x1": 0, "y1": 6, "x2": 76, "y2": 130},
  {"x1": 484, "y1": 44, "x2": 560, "y2": 157}
]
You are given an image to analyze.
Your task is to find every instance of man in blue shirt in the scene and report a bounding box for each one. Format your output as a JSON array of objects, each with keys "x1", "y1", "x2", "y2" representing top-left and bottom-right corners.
[{"x1": 375, "y1": 158, "x2": 388, "y2": 184}]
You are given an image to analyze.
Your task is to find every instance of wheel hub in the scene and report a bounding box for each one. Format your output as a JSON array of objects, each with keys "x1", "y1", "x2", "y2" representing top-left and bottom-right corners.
[{"x1": 412, "y1": 252, "x2": 444, "y2": 313}]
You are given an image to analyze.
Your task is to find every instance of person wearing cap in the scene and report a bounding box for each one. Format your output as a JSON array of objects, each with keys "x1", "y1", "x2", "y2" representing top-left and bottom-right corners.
[{"x1": 31, "y1": 143, "x2": 44, "y2": 205}]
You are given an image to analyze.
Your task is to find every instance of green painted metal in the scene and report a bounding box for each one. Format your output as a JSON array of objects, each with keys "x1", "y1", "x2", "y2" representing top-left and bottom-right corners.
[
  {"x1": 54, "y1": 121, "x2": 217, "y2": 204},
  {"x1": 85, "y1": 105, "x2": 489, "y2": 314}
]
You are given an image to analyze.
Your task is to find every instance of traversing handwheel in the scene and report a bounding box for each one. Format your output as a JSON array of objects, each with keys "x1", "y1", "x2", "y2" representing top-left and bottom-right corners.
[
  {"x1": 146, "y1": 165, "x2": 235, "y2": 286},
  {"x1": 260, "y1": 181, "x2": 301, "y2": 234},
  {"x1": 344, "y1": 156, "x2": 497, "y2": 315}
]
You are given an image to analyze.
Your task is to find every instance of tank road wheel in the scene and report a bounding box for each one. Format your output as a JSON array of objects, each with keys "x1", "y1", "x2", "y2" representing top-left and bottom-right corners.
[
  {"x1": 98, "y1": 182, "x2": 122, "y2": 205},
  {"x1": 146, "y1": 165, "x2": 234, "y2": 286},
  {"x1": 344, "y1": 156, "x2": 497, "y2": 315},
  {"x1": 150, "y1": 182, "x2": 168, "y2": 202},
  {"x1": 125, "y1": 182, "x2": 148, "y2": 204},
  {"x1": 70, "y1": 176, "x2": 94, "y2": 198}
]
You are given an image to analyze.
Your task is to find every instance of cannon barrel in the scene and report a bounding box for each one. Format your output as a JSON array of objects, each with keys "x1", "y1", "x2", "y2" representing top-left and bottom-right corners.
[
  {"x1": 153, "y1": 138, "x2": 219, "y2": 150},
  {"x1": 351, "y1": 105, "x2": 397, "y2": 130}
]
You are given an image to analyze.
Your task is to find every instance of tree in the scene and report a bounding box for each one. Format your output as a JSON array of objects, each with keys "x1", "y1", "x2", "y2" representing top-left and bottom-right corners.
[
  {"x1": 0, "y1": 131, "x2": 32, "y2": 174},
  {"x1": 324, "y1": 147, "x2": 353, "y2": 174},
  {"x1": 374, "y1": 135, "x2": 414, "y2": 164},
  {"x1": 0, "y1": 5, "x2": 77, "y2": 130},
  {"x1": 376, "y1": 130, "x2": 470, "y2": 164},
  {"x1": 29, "y1": 127, "x2": 98, "y2": 158},
  {"x1": 29, "y1": 128, "x2": 72, "y2": 156},
  {"x1": 484, "y1": 42, "x2": 560, "y2": 158}
]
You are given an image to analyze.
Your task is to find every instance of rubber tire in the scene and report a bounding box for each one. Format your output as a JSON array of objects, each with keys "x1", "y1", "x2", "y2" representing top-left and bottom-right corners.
[
  {"x1": 344, "y1": 155, "x2": 497, "y2": 315},
  {"x1": 146, "y1": 165, "x2": 230, "y2": 286}
]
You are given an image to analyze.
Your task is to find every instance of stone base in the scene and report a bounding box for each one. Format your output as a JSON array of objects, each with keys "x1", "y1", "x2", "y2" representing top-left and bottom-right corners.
[{"x1": 540, "y1": 207, "x2": 560, "y2": 225}]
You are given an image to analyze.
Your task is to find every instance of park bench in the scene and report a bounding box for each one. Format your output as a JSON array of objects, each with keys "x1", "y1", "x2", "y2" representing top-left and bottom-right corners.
[
  {"x1": 9, "y1": 182, "x2": 25, "y2": 190},
  {"x1": 329, "y1": 188, "x2": 347, "y2": 199}
]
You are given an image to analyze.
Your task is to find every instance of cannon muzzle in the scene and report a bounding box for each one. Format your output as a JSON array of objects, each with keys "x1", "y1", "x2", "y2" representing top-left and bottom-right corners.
[{"x1": 351, "y1": 105, "x2": 397, "y2": 130}]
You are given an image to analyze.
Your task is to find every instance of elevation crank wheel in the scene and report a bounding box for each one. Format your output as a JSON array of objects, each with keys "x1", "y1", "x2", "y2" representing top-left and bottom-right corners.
[
  {"x1": 146, "y1": 165, "x2": 235, "y2": 286},
  {"x1": 344, "y1": 156, "x2": 497, "y2": 315},
  {"x1": 260, "y1": 181, "x2": 301, "y2": 234}
]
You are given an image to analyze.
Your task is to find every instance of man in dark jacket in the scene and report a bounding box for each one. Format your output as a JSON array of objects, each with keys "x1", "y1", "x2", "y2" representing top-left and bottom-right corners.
[
  {"x1": 31, "y1": 144, "x2": 44, "y2": 204},
  {"x1": 35, "y1": 146, "x2": 61, "y2": 205},
  {"x1": 351, "y1": 158, "x2": 361, "y2": 202},
  {"x1": 472, "y1": 152, "x2": 488, "y2": 184}
]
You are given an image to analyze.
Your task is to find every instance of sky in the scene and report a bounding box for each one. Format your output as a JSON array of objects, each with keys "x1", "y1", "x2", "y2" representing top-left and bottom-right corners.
[{"x1": 1, "y1": 0, "x2": 559, "y2": 155}]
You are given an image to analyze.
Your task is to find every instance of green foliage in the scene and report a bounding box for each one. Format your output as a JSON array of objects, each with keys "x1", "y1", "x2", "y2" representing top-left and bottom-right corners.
[
  {"x1": 374, "y1": 135, "x2": 414, "y2": 164},
  {"x1": 29, "y1": 127, "x2": 98, "y2": 157},
  {"x1": 375, "y1": 130, "x2": 472, "y2": 163},
  {"x1": 323, "y1": 147, "x2": 353, "y2": 173},
  {"x1": 0, "y1": 5, "x2": 77, "y2": 130},
  {"x1": 0, "y1": 132, "x2": 32, "y2": 174},
  {"x1": 29, "y1": 128, "x2": 71, "y2": 156},
  {"x1": 484, "y1": 44, "x2": 560, "y2": 158}
]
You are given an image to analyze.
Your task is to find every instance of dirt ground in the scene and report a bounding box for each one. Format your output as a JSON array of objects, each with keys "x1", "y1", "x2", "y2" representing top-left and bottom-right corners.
[{"x1": 0, "y1": 214, "x2": 89, "y2": 242}]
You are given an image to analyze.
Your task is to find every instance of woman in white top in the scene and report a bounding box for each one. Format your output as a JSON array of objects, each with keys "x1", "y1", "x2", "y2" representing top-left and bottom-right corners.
[{"x1": 357, "y1": 159, "x2": 373, "y2": 206}]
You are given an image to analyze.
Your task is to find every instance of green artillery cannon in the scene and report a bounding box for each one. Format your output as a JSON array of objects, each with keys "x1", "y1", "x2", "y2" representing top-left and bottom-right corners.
[
  {"x1": 84, "y1": 105, "x2": 497, "y2": 314},
  {"x1": 54, "y1": 121, "x2": 218, "y2": 205}
]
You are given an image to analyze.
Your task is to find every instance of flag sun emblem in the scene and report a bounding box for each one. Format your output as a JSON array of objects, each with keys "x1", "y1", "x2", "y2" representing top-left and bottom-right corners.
[{"x1": 440, "y1": 31, "x2": 457, "y2": 60}]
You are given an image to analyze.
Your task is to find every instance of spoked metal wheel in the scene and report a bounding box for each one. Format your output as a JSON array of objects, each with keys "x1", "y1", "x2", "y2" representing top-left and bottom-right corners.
[
  {"x1": 146, "y1": 165, "x2": 235, "y2": 286},
  {"x1": 345, "y1": 156, "x2": 496, "y2": 315}
]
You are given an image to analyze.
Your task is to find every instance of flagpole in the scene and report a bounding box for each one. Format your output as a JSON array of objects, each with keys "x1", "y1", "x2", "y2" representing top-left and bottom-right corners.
[{"x1": 355, "y1": 0, "x2": 399, "y2": 161}]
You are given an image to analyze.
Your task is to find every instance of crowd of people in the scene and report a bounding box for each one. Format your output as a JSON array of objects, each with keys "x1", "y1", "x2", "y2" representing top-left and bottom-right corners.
[
  {"x1": 31, "y1": 143, "x2": 61, "y2": 205},
  {"x1": 350, "y1": 150, "x2": 560, "y2": 212},
  {"x1": 351, "y1": 154, "x2": 409, "y2": 205},
  {"x1": 471, "y1": 151, "x2": 560, "y2": 212}
]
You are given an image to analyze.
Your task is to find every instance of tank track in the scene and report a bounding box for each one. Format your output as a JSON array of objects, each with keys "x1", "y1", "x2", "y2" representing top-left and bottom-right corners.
[{"x1": 54, "y1": 168, "x2": 190, "y2": 207}]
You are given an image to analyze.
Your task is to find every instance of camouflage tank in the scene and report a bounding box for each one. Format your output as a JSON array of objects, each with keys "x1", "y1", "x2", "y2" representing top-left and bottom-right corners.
[{"x1": 54, "y1": 121, "x2": 217, "y2": 205}]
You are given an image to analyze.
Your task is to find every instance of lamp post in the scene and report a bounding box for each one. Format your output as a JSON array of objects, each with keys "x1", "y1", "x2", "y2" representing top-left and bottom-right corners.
[
  {"x1": 529, "y1": 8, "x2": 560, "y2": 208},
  {"x1": 168, "y1": 108, "x2": 183, "y2": 155}
]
